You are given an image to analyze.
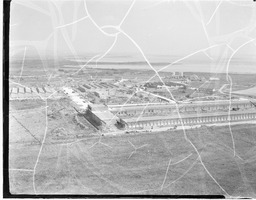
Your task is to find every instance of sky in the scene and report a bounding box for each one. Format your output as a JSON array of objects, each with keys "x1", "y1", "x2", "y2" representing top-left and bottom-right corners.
[{"x1": 9, "y1": 0, "x2": 256, "y2": 72}]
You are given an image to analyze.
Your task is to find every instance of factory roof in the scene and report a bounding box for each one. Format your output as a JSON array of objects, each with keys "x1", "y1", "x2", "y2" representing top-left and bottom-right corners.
[
  {"x1": 19, "y1": 87, "x2": 25, "y2": 93},
  {"x1": 91, "y1": 104, "x2": 119, "y2": 124},
  {"x1": 31, "y1": 87, "x2": 38, "y2": 93},
  {"x1": 124, "y1": 110, "x2": 256, "y2": 123},
  {"x1": 12, "y1": 88, "x2": 18, "y2": 94},
  {"x1": 109, "y1": 100, "x2": 253, "y2": 111},
  {"x1": 44, "y1": 87, "x2": 52, "y2": 93},
  {"x1": 93, "y1": 110, "x2": 119, "y2": 122}
]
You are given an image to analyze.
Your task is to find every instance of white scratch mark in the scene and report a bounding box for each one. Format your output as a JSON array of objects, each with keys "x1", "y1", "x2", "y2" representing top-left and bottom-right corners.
[
  {"x1": 170, "y1": 153, "x2": 193, "y2": 166},
  {"x1": 18, "y1": 47, "x2": 27, "y2": 83},
  {"x1": 71, "y1": 55, "x2": 100, "y2": 76},
  {"x1": 225, "y1": 38, "x2": 256, "y2": 157},
  {"x1": 83, "y1": 0, "x2": 117, "y2": 37},
  {"x1": 32, "y1": 101, "x2": 49, "y2": 194},
  {"x1": 226, "y1": 44, "x2": 235, "y2": 52},
  {"x1": 164, "y1": 156, "x2": 199, "y2": 189},
  {"x1": 136, "y1": 102, "x2": 150, "y2": 122},
  {"x1": 119, "y1": 0, "x2": 136, "y2": 27},
  {"x1": 206, "y1": 0, "x2": 223, "y2": 26},
  {"x1": 160, "y1": 158, "x2": 172, "y2": 190},
  {"x1": 203, "y1": 51, "x2": 213, "y2": 60},
  {"x1": 56, "y1": 16, "x2": 89, "y2": 29},
  {"x1": 127, "y1": 140, "x2": 148, "y2": 159},
  {"x1": 95, "y1": 34, "x2": 120, "y2": 68}
]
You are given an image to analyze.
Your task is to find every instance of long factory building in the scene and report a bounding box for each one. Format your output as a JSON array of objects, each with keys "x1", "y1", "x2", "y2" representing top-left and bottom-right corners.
[
  {"x1": 107, "y1": 100, "x2": 256, "y2": 129},
  {"x1": 108, "y1": 100, "x2": 255, "y2": 117},
  {"x1": 124, "y1": 110, "x2": 256, "y2": 129}
]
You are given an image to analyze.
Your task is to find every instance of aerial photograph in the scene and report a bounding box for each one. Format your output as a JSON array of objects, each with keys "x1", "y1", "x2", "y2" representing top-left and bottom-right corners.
[{"x1": 7, "y1": 0, "x2": 256, "y2": 197}]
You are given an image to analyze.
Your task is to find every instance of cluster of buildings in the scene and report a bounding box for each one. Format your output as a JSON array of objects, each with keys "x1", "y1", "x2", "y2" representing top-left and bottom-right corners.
[
  {"x1": 77, "y1": 82, "x2": 118, "y2": 100},
  {"x1": 68, "y1": 80, "x2": 256, "y2": 131},
  {"x1": 74, "y1": 80, "x2": 165, "y2": 105},
  {"x1": 9, "y1": 86, "x2": 56, "y2": 100},
  {"x1": 57, "y1": 71, "x2": 256, "y2": 132}
]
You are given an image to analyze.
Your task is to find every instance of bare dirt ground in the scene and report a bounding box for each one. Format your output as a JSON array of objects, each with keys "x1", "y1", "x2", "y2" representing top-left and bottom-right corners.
[{"x1": 9, "y1": 100, "x2": 256, "y2": 197}]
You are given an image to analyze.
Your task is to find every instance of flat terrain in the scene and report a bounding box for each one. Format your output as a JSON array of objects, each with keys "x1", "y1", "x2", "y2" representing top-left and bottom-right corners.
[
  {"x1": 232, "y1": 86, "x2": 256, "y2": 97},
  {"x1": 9, "y1": 107, "x2": 256, "y2": 197},
  {"x1": 8, "y1": 64, "x2": 256, "y2": 196}
]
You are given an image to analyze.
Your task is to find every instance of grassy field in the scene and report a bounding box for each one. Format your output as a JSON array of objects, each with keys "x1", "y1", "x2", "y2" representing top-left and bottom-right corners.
[
  {"x1": 10, "y1": 100, "x2": 46, "y2": 111},
  {"x1": 9, "y1": 116, "x2": 256, "y2": 196},
  {"x1": 232, "y1": 86, "x2": 256, "y2": 97}
]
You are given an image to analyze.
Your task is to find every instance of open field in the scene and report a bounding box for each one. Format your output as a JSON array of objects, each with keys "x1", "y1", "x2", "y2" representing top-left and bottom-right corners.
[
  {"x1": 9, "y1": 98, "x2": 97, "y2": 144},
  {"x1": 10, "y1": 100, "x2": 46, "y2": 111},
  {"x1": 232, "y1": 86, "x2": 256, "y2": 98},
  {"x1": 9, "y1": 120, "x2": 256, "y2": 196}
]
